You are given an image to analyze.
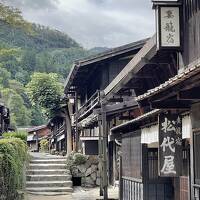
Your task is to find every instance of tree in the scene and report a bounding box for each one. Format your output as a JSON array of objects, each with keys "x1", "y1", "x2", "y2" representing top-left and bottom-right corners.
[
  {"x1": 0, "y1": 88, "x2": 31, "y2": 126},
  {"x1": 26, "y1": 72, "x2": 63, "y2": 116},
  {"x1": 0, "y1": 67, "x2": 11, "y2": 87},
  {"x1": 26, "y1": 73, "x2": 73, "y2": 153},
  {"x1": 31, "y1": 105, "x2": 46, "y2": 126},
  {"x1": 21, "y1": 50, "x2": 36, "y2": 72},
  {"x1": 0, "y1": 3, "x2": 32, "y2": 32},
  {"x1": 15, "y1": 70, "x2": 30, "y2": 85}
]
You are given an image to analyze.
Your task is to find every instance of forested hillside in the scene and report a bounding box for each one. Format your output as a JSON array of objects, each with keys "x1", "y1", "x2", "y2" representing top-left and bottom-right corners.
[{"x1": 0, "y1": 5, "x2": 108, "y2": 128}]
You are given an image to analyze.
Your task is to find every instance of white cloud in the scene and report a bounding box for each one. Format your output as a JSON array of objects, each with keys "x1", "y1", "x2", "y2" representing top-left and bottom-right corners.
[{"x1": 3, "y1": 0, "x2": 155, "y2": 48}]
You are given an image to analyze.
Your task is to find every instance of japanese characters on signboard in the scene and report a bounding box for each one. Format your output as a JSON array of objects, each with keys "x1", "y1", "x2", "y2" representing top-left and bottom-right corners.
[
  {"x1": 157, "y1": 6, "x2": 181, "y2": 49},
  {"x1": 159, "y1": 113, "x2": 182, "y2": 177}
]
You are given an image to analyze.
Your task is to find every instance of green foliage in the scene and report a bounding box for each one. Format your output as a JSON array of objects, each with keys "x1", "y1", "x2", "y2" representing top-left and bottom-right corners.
[
  {"x1": 30, "y1": 105, "x2": 46, "y2": 126},
  {"x1": 0, "y1": 3, "x2": 32, "y2": 32},
  {"x1": 66, "y1": 152, "x2": 87, "y2": 170},
  {"x1": 3, "y1": 131, "x2": 28, "y2": 142},
  {"x1": 1, "y1": 88, "x2": 31, "y2": 126},
  {"x1": 0, "y1": 3, "x2": 107, "y2": 127},
  {"x1": 0, "y1": 67, "x2": 11, "y2": 87},
  {"x1": 26, "y1": 72, "x2": 63, "y2": 116},
  {"x1": 39, "y1": 139, "x2": 49, "y2": 152},
  {"x1": 73, "y1": 153, "x2": 87, "y2": 165},
  {"x1": 0, "y1": 138, "x2": 27, "y2": 200}
]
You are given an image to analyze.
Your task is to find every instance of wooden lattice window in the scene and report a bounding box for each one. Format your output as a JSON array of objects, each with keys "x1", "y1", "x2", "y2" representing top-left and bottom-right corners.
[{"x1": 122, "y1": 132, "x2": 142, "y2": 179}]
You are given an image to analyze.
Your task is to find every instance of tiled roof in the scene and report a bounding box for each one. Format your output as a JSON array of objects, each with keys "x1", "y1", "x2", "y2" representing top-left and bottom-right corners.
[
  {"x1": 64, "y1": 38, "x2": 148, "y2": 93},
  {"x1": 27, "y1": 125, "x2": 47, "y2": 133},
  {"x1": 111, "y1": 109, "x2": 160, "y2": 133},
  {"x1": 136, "y1": 63, "x2": 200, "y2": 102}
]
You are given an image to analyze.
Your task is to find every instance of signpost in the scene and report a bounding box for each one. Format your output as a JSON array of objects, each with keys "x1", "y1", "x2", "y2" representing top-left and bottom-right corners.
[
  {"x1": 153, "y1": 0, "x2": 182, "y2": 50},
  {"x1": 159, "y1": 113, "x2": 182, "y2": 177}
]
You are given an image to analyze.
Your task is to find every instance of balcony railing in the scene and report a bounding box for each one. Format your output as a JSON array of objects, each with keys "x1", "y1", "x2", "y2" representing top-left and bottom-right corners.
[
  {"x1": 77, "y1": 90, "x2": 100, "y2": 120},
  {"x1": 53, "y1": 124, "x2": 65, "y2": 137}
]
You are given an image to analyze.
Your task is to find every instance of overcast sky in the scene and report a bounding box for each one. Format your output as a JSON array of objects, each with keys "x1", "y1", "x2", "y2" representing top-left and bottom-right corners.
[{"x1": 3, "y1": 0, "x2": 155, "y2": 48}]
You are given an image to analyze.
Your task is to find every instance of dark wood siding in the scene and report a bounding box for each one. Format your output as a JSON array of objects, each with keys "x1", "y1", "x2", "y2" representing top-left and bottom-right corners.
[
  {"x1": 183, "y1": 0, "x2": 200, "y2": 66},
  {"x1": 122, "y1": 131, "x2": 142, "y2": 179},
  {"x1": 85, "y1": 140, "x2": 98, "y2": 155},
  {"x1": 108, "y1": 58, "x2": 131, "y2": 83},
  {"x1": 194, "y1": 132, "x2": 200, "y2": 185}
]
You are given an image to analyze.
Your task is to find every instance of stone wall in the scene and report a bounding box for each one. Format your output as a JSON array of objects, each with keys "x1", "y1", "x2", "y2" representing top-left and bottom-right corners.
[{"x1": 71, "y1": 155, "x2": 100, "y2": 187}]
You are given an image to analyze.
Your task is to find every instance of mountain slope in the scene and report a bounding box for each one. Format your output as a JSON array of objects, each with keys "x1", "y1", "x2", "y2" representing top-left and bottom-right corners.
[{"x1": 0, "y1": 19, "x2": 108, "y2": 128}]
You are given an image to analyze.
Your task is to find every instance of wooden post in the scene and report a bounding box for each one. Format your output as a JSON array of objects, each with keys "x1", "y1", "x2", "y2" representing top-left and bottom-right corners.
[
  {"x1": 65, "y1": 105, "x2": 72, "y2": 154},
  {"x1": 190, "y1": 124, "x2": 194, "y2": 200},
  {"x1": 101, "y1": 102, "x2": 108, "y2": 200},
  {"x1": 119, "y1": 154, "x2": 123, "y2": 200},
  {"x1": 98, "y1": 114, "x2": 104, "y2": 196},
  {"x1": 75, "y1": 91, "x2": 79, "y2": 152}
]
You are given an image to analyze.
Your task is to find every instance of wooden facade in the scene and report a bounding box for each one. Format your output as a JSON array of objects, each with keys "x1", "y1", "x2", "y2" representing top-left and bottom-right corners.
[
  {"x1": 63, "y1": 1, "x2": 200, "y2": 199},
  {"x1": 64, "y1": 40, "x2": 147, "y2": 193},
  {"x1": 48, "y1": 116, "x2": 67, "y2": 152},
  {"x1": 27, "y1": 125, "x2": 50, "y2": 152}
]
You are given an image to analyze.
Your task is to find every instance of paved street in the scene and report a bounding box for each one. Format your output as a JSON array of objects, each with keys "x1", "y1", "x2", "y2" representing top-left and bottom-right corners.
[{"x1": 26, "y1": 187, "x2": 119, "y2": 200}]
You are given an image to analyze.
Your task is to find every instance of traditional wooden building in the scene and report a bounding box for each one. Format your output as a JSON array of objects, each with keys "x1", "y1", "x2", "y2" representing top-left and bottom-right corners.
[
  {"x1": 100, "y1": 0, "x2": 200, "y2": 199},
  {"x1": 47, "y1": 104, "x2": 72, "y2": 154},
  {"x1": 47, "y1": 115, "x2": 67, "y2": 152},
  {"x1": 104, "y1": 34, "x2": 180, "y2": 199},
  {"x1": 64, "y1": 1, "x2": 200, "y2": 199},
  {"x1": 64, "y1": 40, "x2": 148, "y2": 193},
  {"x1": 0, "y1": 104, "x2": 10, "y2": 135},
  {"x1": 27, "y1": 125, "x2": 50, "y2": 152}
]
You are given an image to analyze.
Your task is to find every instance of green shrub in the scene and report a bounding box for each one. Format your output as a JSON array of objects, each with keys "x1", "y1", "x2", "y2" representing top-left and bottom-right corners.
[
  {"x1": 39, "y1": 139, "x2": 49, "y2": 152},
  {"x1": 0, "y1": 138, "x2": 28, "y2": 200},
  {"x1": 66, "y1": 152, "x2": 87, "y2": 170},
  {"x1": 3, "y1": 131, "x2": 28, "y2": 142},
  {"x1": 73, "y1": 153, "x2": 87, "y2": 165}
]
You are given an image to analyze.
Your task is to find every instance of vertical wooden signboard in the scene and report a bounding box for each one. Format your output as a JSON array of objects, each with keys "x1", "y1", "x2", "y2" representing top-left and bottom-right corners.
[{"x1": 159, "y1": 113, "x2": 182, "y2": 177}]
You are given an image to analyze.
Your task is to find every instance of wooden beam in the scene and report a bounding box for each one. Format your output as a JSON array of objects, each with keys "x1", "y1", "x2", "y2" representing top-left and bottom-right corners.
[
  {"x1": 108, "y1": 98, "x2": 124, "y2": 103},
  {"x1": 151, "y1": 100, "x2": 191, "y2": 109},
  {"x1": 118, "y1": 116, "x2": 131, "y2": 120},
  {"x1": 179, "y1": 87, "x2": 200, "y2": 100},
  {"x1": 104, "y1": 35, "x2": 157, "y2": 96}
]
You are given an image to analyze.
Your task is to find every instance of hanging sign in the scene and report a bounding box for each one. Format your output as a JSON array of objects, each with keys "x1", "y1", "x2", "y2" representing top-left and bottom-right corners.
[
  {"x1": 159, "y1": 113, "x2": 182, "y2": 177},
  {"x1": 156, "y1": 6, "x2": 181, "y2": 49},
  {"x1": 153, "y1": 0, "x2": 179, "y2": 2}
]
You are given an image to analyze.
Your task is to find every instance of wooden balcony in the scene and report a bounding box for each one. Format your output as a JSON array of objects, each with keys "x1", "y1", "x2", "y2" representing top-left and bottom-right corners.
[
  {"x1": 52, "y1": 124, "x2": 65, "y2": 137},
  {"x1": 77, "y1": 90, "x2": 100, "y2": 121}
]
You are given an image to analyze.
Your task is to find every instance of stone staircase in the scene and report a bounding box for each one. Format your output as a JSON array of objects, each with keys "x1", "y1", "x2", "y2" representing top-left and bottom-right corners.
[{"x1": 26, "y1": 154, "x2": 73, "y2": 196}]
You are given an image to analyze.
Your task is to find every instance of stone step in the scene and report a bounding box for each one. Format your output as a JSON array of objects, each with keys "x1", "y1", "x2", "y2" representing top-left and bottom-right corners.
[
  {"x1": 31, "y1": 156, "x2": 67, "y2": 160},
  {"x1": 26, "y1": 181, "x2": 72, "y2": 188},
  {"x1": 27, "y1": 169, "x2": 69, "y2": 175},
  {"x1": 26, "y1": 187, "x2": 73, "y2": 193},
  {"x1": 26, "y1": 174, "x2": 72, "y2": 181},
  {"x1": 29, "y1": 163, "x2": 66, "y2": 170},
  {"x1": 26, "y1": 191, "x2": 71, "y2": 196},
  {"x1": 30, "y1": 159, "x2": 66, "y2": 164}
]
